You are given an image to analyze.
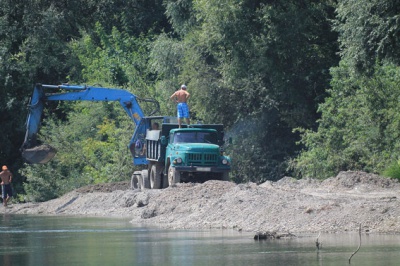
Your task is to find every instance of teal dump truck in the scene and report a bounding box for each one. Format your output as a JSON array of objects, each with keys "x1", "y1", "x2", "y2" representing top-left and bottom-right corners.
[{"x1": 131, "y1": 116, "x2": 231, "y2": 189}]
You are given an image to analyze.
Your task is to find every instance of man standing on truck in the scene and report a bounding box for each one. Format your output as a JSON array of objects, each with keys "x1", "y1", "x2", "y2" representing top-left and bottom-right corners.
[
  {"x1": 170, "y1": 84, "x2": 190, "y2": 128},
  {"x1": 0, "y1": 165, "x2": 13, "y2": 207}
]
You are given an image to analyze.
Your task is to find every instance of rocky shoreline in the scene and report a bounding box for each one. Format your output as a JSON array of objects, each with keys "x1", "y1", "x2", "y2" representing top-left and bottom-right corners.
[{"x1": 3, "y1": 171, "x2": 400, "y2": 234}]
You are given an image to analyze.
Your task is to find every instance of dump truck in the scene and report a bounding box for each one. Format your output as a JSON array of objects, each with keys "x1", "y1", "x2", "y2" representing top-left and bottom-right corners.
[
  {"x1": 21, "y1": 84, "x2": 231, "y2": 189},
  {"x1": 131, "y1": 116, "x2": 231, "y2": 189}
]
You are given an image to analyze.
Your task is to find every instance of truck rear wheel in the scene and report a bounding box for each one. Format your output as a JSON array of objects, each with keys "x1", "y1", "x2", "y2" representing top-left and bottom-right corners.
[
  {"x1": 141, "y1": 170, "x2": 150, "y2": 189},
  {"x1": 168, "y1": 165, "x2": 180, "y2": 187},
  {"x1": 131, "y1": 171, "x2": 141, "y2": 189},
  {"x1": 150, "y1": 164, "x2": 162, "y2": 189}
]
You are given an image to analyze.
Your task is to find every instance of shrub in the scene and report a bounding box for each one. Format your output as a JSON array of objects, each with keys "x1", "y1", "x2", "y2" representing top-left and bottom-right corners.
[{"x1": 382, "y1": 161, "x2": 400, "y2": 180}]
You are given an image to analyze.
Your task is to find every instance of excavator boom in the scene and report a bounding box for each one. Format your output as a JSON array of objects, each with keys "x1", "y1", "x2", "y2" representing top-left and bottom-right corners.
[{"x1": 21, "y1": 84, "x2": 159, "y2": 164}]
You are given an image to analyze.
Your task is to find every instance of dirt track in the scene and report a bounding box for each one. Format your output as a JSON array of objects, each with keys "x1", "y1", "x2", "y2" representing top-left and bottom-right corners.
[{"x1": 4, "y1": 171, "x2": 400, "y2": 234}]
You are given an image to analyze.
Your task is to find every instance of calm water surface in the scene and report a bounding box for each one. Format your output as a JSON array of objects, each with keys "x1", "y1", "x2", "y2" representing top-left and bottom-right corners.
[{"x1": 0, "y1": 214, "x2": 399, "y2": 265}]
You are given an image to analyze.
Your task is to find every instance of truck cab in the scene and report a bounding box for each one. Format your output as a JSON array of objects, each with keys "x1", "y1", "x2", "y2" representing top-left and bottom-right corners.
[{"x1": 165, "y1": 127, "x2": 230, "y2": 184}]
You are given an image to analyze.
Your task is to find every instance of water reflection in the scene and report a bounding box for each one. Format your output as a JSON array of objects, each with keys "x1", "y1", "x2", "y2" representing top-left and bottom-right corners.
[
  {"x1": 1, "y1": 214, "x2": 13, "y2": 266},
  {"x1": 0, "y1": 214, "x2": 399, "y2": 266}
]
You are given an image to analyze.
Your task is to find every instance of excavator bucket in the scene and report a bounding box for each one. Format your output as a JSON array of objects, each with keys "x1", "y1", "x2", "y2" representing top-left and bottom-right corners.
[{"x1": 22, "y1": 144, "x2": 56, "y2": 164}]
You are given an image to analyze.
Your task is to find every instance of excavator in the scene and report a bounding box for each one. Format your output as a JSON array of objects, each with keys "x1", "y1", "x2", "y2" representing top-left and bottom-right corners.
[
  {"x1": 21, "y1": 83, "x2": 159, "y2": 165},
  {"x1": 21, "y1": 83, "x2": 231, "y2": 189}
]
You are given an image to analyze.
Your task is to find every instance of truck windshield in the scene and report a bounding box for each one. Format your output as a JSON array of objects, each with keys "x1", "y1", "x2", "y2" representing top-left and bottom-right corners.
[{"x1": 173, "y1": 131, "x2": 217, "y2": 144}]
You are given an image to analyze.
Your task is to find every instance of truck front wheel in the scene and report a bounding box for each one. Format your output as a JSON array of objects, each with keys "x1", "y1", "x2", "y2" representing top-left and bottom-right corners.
[
  {"x1": 168, "y1": 165, "x2": 181, "y2": 187},
  {"x1": 222, "y1": 172, "x2": 230, "y2": 181}
]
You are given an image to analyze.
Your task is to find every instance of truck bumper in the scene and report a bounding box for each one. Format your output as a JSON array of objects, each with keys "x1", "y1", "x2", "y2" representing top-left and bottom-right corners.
[{"x1": 174, "y1": 166, "x2": 230, "y2": 173}]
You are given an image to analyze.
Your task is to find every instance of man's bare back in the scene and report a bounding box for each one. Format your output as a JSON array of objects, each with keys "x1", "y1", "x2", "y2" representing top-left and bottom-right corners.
[
  {"x1": 170, "y1": 85, "x2": 191, "y2": 128},
  {"x1": 171, "y1": 89, "x2": 190, "y2": 103}
]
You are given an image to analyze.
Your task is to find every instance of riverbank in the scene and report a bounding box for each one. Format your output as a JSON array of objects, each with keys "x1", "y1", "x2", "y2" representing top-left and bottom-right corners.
[{"x1": 4, "y1": 171, "x2": 400, "y2": 234}]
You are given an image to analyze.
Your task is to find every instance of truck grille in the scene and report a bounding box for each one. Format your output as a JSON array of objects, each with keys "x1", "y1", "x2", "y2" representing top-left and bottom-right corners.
[{"x1": 188, "y1": 153, "x2": 218, "y2": 166}]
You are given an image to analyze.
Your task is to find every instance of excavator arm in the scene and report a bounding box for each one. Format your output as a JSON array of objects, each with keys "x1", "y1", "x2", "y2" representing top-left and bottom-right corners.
[{"x1": 21, "y1": 84, "x2": 159, "y2": 164}]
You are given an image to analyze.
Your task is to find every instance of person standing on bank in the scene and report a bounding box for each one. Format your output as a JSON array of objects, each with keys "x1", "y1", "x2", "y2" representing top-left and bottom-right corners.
[
  {"x1": 0, "y1": 165, "x2": 13, "y2": 207},
  {"x1": 170, "y1": 84, "x2": 190, "y2": 128}
]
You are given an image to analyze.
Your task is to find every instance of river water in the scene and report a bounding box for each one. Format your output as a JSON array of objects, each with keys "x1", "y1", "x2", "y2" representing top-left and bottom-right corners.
[{"x1": 0, "y1": 214, "x2": 399, "y2": 266}]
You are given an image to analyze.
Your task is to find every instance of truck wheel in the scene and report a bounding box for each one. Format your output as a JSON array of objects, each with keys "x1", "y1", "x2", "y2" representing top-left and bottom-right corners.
[
  {"x1": 137, "y1": 175, "x2": 144, "y2": 189},
  {"x1": 168, "y1": 165, "x2": 181, "y2": 187},
  {"x1": 150, "y1": 164, "x2": 162, "y2": 189},
  {"x1": 222, "y1": 172, "x2": 230, "y2": 181},
  {"x1": 141, "y1": 170, "x2": 150, "y2": 189},
  {"x1": 162, "y1": 167, "x2": 169, "y2": 189},
  {"x1": 131, "y1": 171, "x2": 141, "y2": 189}
]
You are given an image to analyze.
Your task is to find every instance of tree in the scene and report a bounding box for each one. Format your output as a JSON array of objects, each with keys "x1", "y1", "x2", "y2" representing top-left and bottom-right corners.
[
  {"x1": 294, "y1": 62, "x2": 400, "y2": 178},
  {"x1": 86, "y1": 0, "x2": 169, "y2": 35},
  {"x1": 20, "y1": 25, "x2": 160, "y2": 201},
  {"x1": 294, "y1": 0, "x2": 400, "y2": 178},
  {"x1": 335, "y1": 0, "x2": 400, "y2": 72},
  {"x1": 0, "y1": 0, "x2": 170, "y2": 199},
  {"x1": 152, "y1": 0, "x2": 339, "y2": 182},
  {"x1": 0, "y1": 0, "x2": 89, "y2": 193}
]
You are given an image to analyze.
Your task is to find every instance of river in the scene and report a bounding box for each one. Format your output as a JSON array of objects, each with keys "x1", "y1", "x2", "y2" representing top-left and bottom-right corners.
[{"x1": 0, "y1": 214, "x2": 399, "y2": 265}]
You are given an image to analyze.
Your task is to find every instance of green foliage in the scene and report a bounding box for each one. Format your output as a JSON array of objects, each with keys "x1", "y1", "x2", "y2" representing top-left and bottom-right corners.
[
  {"x1": 293, "y1": 0, "x2": 400, "y2": 179},
  {"x1": 149, "y1": 33, "x2": 195, "y2": 117},
  {"x1": 164, "y1": 0, "x2": 197, "y2": 36},
  {"x1": 293, "y1": 62, "x2": 400, "y2": 178},
  {"x1": 85, "y1": 0, "x2": 169, "y2": 35},
  {"x1": 20, "y1": 165, "x2": 63, "y2": 202},
  {"x1": 335, "y1": 0, "x2": 400, "y2": 72},
  {"x1": 0, "y1": 0, "x2": 169, "y2": 184},
  {"x1": 8, "y1": 0, "x2": 400, "y2": 201},
  {"x1": 21, "y1": 24, "x2": 160, "y2": 201},
  {"x1": 0, "y1": 0, "x2": 91, "y2": 194},
  {"x1": 151, "y1": 0, "x2": 339, "y2": 182},
  {"x1": 382, "y1": 161, "x2": 400, "y2": 180},
  {"x1": 21, "y1": 102, "x2": 134, "y2": 201},
  {"x1": 71, "y1": 23, "x2": 149, "y2": 87}
]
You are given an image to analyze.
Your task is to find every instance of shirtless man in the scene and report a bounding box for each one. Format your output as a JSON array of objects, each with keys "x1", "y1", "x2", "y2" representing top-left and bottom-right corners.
[
  {"x1": 0, "y1": 165, "x2": 13, "y2": 207},
  {"x1": 170, "y1": 84, "x2": 190, "y2": 128}
]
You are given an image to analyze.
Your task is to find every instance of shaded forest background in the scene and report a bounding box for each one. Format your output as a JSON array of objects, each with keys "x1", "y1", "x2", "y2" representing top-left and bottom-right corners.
[{"x1": 1, "y1": 0, "x2": 400, "y2": 201}]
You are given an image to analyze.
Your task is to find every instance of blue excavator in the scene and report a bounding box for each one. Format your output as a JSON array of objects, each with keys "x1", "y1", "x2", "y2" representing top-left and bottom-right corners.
[{"x1": 21, "y1": 83, "x2": 160, "y2": 165}]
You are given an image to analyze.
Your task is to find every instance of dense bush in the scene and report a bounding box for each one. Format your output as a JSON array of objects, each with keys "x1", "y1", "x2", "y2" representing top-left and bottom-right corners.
[{"x1": 293, "y1": 62, "x2": 400, "y2": 178}]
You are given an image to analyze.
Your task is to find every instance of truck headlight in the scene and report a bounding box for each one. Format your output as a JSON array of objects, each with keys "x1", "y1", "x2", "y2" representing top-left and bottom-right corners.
[
  {"x1": 222, "y1": 159, "x2": 228, "y2": 165},
  {"x1": 173, "y1": 157, "x2": 183, "y2": 164}
]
